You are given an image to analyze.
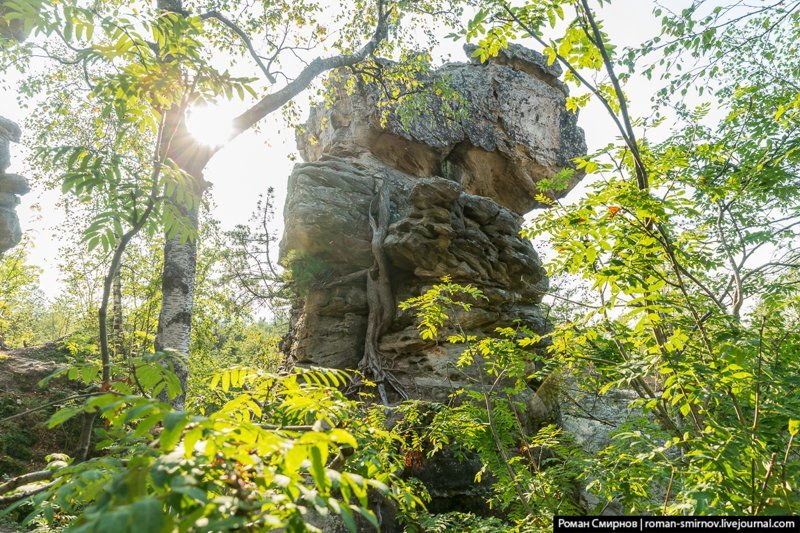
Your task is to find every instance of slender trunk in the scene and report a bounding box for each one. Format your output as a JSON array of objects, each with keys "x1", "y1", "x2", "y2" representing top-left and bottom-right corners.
[
  {"x1": 76, "y1": 411, "x2": 97, "y2": 461},
  {"x1": 111, "y1": 267, "x2": 123, "y2": 357},
  {"x1": 153, "y1": 100, "x2": 211, "y2": 409},
  {"x1": 154, "y1": 206, "x2": 198, "y2": 410},
  {"x1": 87, "y1": 113, "x2": 166, "y2": 460},
  {"x1": 152, "y1": 0, "x2": 215, "y2": 410}
]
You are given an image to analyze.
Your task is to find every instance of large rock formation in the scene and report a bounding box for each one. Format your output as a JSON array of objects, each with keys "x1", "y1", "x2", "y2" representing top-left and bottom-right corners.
[
  {"x1": 280, "y1": 45, "x2": 585, "y2": 407},
  {"x1": 0, "y1": 3, "x2": 34, "y2": 257},
  {"x1": 0, "y1": 116, "x2": 28, "y2": 256}
]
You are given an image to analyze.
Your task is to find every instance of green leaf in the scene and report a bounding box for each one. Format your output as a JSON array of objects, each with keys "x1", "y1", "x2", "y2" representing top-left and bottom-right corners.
[
  {"x1": 337, "y1": 504, "x2": 356, "y2": 533},
  {"x1": 48, "y1": 406, "x2": 84, "y2": 428},
  {"x1": 160, "y1": 411, "x2": 189, "y2": 451},
  {"x1": 310, "y1": 445, "x2": 330, "y2": 493},
  {"x1": 80, "y1": 364, "x2": 99, "y2": 384}
]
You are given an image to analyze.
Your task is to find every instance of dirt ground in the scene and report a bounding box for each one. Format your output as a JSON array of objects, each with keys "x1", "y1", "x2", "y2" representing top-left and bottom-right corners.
[{"x1": 0, "y1": 344, "x2": 81, "y2": 477}]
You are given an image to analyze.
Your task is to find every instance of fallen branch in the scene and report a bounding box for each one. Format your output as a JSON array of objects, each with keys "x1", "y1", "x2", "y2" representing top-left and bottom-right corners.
[
  {"x1": 0, "y1": 469, "x2": 54, "y2": 496},
  {"x1": 0, "y1": 481, "x2": 56, "y2": 506}
]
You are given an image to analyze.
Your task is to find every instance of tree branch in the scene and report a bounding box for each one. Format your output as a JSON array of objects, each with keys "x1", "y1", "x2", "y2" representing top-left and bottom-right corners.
[
  {"x1": 228, "y1": 0, "x2": 389, "y2": 138},
  {"x1": 578, "y1": 0, "x2": 648, "y2": 189},
  {"x1": 0, "y1": 481, "x2": 56, "y2": 506},
  {"x1": 199, "y1": 10, "x2": 277, "y2": 84},
  {"x1": 0, "y1": 392, "x2": 100, "y2": 425}
]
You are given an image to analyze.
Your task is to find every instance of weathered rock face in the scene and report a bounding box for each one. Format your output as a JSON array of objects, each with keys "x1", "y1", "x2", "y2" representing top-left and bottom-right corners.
[
  {"x1": 299, "y1": 44, "x2": 586, "y2": 215},
  {"x1": 282, "y1": 158, "x2": 552, "y2": 401},
  {"x1": 281, "y1": 45, "x2": 585, "y2": 408},
  {"x1": 280, "y1": 45, "x2": 587, "y2": 525},
  {"x1": 0, "y1": 4, "x2": 34, "y2": 258},
  {"x1": 0, "y1": 116, "x2": 28, "y2": 256}
]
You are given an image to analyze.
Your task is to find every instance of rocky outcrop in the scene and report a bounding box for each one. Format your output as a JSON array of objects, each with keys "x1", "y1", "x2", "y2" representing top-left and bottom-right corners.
[
  {"x1": 0, "y1": 2, "x2": 34, "y2": 257},
  {"x1": 299, "y1": 44, "x2": 585, "y2": 216},
  {"x1": 0, "y1": 116, "x2": 28, "y2": 256},
  {"x1": 280, "y1": 45, "x2": 585, "y2": 410}
]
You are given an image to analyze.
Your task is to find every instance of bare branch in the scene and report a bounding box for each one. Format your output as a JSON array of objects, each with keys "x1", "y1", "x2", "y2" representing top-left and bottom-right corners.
[{"x1": 200, "y1": 10, "x2": 277, "y2": 83}]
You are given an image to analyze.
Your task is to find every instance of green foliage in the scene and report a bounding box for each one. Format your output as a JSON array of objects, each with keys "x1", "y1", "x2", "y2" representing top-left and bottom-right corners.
[
  {"x1": 9, "y1": 1, "x2": 220, "y2": 255},
  {"x1": 334, "y1": 51, "x2": 468, "y2": 133},
  {"x1": 416, "y1": 511, "x2": 509, "y2": 532},
  {"x1": 9, "y1": 364, "x2": 424, "y2": 531},
  {"x1": 189, "y1": 320, "x2": 285, "y2": 413},
  {"x1": 0, "y1": 241, "x2": 45, "y2": 348},
  {"x1": 398, "y1": 275, "x2": 485, "y2": 340},
  {"x1": 457, "y1": 0, "x2": 800, "y2": 518},
  {"x1": 398, "y1": 281, "x2": 586, "y2": 528}
]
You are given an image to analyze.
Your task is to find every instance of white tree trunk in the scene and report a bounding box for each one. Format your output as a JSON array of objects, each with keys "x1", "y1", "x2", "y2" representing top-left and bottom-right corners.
[{"x1": 154, "y1": 222, "x2": 197, "y2": 410}]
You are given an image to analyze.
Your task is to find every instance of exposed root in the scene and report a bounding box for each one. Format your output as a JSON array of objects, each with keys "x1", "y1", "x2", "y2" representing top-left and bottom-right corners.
[
  {"x1": 346, "y1": 179, "x2": 408, "y2": 403},
  {"x1": 316, "y1": 268, "x2": 368, "y2": 289}
]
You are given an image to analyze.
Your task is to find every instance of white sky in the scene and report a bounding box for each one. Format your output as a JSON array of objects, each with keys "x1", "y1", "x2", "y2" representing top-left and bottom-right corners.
[{"x1": 3, "y1": 0, "x2": 694, "y2": 299}]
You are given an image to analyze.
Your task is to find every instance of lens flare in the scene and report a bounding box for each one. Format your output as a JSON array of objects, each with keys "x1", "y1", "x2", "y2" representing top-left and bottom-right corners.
[{"x1": 186, "y1": 104, "x2": 233, "y2": 147}]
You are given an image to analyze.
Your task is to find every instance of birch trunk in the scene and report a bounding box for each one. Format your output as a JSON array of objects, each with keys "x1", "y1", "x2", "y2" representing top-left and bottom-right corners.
[
  {"x1": 154, "y1": 218, "x2": 196, "y2": 410},
  {"x1": 153, "y1": 123, "x2": 210, "y2": 408}
]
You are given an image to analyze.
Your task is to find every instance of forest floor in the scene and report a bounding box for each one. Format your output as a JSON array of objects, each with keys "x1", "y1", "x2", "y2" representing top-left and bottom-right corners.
[{"x1": 0, "y1": 343, "x2": 81, "y2": 478}]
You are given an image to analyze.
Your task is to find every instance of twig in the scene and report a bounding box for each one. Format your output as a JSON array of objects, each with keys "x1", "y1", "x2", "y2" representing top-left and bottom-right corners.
[
  {"x1": 199, "y1": 10, "x2": 277, "y2": 83},
  {"x1": 229, "y1": 0, "x2": 390, "y2": 138},
  {"x1": 754, "y1": 453, "x2": 777, "y2": 514},
  {"x1": 663, "y1": 467, "x2": 675, "y2": 513},
  {"x1": 0, "y1": 392, "x2": 99, "y2": 425},
  {"x1": 260, "y1": 424, "x2": 313, "y2": 432}
]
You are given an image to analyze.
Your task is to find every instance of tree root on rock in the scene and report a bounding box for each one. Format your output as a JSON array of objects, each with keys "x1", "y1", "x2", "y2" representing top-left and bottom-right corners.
[
  {"x1": 346, "y1": 179, "x2": 408, "y2": 404},
  {"x1": 316, "y1": 268, "x2": 368, "y2": 290}
]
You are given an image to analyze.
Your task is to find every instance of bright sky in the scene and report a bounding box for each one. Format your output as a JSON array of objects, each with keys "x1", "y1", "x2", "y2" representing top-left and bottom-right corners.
[{"x1": 3, "y1": 0, "x2": 693, "y2": 299}]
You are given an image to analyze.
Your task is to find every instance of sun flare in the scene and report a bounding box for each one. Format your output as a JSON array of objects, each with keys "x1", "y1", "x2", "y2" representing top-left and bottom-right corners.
[{"x1": 186, "y1": 104, "x2": 234, "y2": 147}]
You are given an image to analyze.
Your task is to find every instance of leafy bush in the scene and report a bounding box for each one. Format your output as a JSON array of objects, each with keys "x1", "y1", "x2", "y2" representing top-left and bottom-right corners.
[
  {"x1": 398, "y1": 280, "x2": 586, "y2": 529},
  {"x1": 5, "y1": 362, "x2": 426, "y2": 531}
]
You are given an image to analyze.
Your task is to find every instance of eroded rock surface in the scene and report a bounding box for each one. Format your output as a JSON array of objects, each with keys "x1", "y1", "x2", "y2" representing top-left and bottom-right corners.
[
  {"x1": 281, "y1": 45, "x2": 585, "y2": 408},
  {"x1": 299, "y1": 44, "x2": 586, "y2": 215},
  {"x1": 0, "y1": 116, "x2": 28, "y2": 256}
]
